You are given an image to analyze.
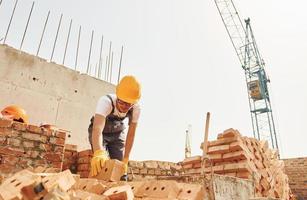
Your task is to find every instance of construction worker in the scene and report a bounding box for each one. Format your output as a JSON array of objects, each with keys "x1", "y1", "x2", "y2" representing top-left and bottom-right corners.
[
  {"x1": 1, "y1": 105, "x2": 29, "y2": 124},
  {"x1": 88, "y1": 75, "x2": 141, "y2": 179}
]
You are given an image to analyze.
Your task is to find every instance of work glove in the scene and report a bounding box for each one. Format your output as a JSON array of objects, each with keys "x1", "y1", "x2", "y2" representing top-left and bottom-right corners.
[
  {"x1": 90, "y1": 150, "x2": 109, "y2": 177},
  {"x1": 122, "y1": 158, "x2": 129, "y2": 174},
  {"x1": 120, "y1": 158, "x2": 129, "y2": 181}
]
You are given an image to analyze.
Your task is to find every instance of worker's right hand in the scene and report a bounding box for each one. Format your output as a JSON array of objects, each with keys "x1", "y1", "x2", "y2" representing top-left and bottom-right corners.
[{"x1": 90, "y1": 149, "x2": 109, "y2": 177}]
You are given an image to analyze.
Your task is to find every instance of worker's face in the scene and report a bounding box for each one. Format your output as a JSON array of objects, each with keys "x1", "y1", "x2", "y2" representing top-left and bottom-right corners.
[{"x1": 116, "y1": 98, "x2": 133, "y2": 113}]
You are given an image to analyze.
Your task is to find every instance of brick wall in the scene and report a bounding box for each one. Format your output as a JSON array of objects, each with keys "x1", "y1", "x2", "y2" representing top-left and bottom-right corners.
[
  {"x1": 0, "y1": 118, "x2": 67, "y2": 173},
  {"x1": 283, "y1": 157, "x2": 307, "y2": 199},
  {"x1": 127, "y1": 160, "x2": 183, "y2": 181}
]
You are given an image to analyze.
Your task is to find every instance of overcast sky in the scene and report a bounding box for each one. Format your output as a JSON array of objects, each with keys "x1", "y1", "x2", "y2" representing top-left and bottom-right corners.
[{"x1": 0, "y1": 0, "x2": 306, "y2": 162}]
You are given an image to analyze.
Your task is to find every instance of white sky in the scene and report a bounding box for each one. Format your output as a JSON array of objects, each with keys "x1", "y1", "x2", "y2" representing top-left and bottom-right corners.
[{"x1": 0, "y1": 0, "x2": 306, "y2": 162}]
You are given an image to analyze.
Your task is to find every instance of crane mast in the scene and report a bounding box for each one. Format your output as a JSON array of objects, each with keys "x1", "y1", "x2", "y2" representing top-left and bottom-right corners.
[{"x1": 214, "y1": 0, "x2": 279, "y2": 151}]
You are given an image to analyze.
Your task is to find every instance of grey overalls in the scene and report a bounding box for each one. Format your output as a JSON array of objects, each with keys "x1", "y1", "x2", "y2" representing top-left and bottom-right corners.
[{"x1": 88, "y1": 95, "x2": 132, "y2": 161}]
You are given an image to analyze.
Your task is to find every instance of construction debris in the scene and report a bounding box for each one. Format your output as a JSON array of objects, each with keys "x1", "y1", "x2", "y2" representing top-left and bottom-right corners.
[{"x1": 0, "y1": 169, "x2": 207, "y2": 200}]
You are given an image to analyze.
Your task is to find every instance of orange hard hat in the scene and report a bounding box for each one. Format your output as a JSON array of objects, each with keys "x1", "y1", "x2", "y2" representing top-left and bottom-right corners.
[
  {"x1": 116, "y1": 75, "x2": 141, "y2": 104},
  {"x1": 1, "y1": 105, "x2": 29, "y2": 123}
]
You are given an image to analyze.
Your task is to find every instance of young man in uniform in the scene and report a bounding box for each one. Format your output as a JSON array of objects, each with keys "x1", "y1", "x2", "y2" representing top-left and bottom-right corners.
[{"x1": 88, "y1": 75, "x2": 141, "y2": 178}]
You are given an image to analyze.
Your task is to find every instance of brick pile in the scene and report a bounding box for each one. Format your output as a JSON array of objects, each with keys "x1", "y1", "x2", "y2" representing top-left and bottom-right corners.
[
  {"x1": 283, "y1": 157, "x2": 307, "y2": 199},
  {"x1": 0, "y1": 118, "x2": 67, "y2": 173},
  {"x1": 0, "y1": 168, "x2": 205, "y2": 200},
  {"x1": 182, "y1": 128, "x2": 294, "y2": 200},
  {"x1": 63, "y1": 144, "x2": 78, "y2": 173}
]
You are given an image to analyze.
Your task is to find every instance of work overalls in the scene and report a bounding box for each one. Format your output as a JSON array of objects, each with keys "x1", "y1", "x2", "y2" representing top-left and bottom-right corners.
[{"x1": 88, "y1": 95, "x2": 132, "y2": 161}]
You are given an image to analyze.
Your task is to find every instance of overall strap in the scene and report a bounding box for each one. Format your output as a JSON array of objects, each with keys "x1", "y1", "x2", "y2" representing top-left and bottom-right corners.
[{"x1": 106, "y1": 95, "x2": 115, "y2": 114}]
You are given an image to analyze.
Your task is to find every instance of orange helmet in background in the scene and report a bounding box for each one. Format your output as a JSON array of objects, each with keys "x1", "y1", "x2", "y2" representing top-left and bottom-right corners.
[
  {"x1": 116, "y1": 75, "x2": 141, "y2": 104},
  {"x1": 1, "y1": 105, "x2": 29, "y2": 123}
]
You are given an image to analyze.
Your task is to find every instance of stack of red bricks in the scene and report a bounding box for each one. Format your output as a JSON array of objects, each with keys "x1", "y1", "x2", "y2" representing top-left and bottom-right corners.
[
  {"x1": 63, "y1": 144, "x2": 78, "y2": 173},
  {"x1": 182, "y1": 128, "x2": 294, "y2": 200},
  {"x1": 77, "y1": 149, "x2": 93, "y2": 178},
  {"x1": 0, "y1": 118, "x2": 67, "y2": 173}
]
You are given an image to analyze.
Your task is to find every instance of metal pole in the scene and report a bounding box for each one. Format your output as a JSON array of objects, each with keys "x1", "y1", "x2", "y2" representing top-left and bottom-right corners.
[
  {"x1": 86, "y1": 30, "x2": 94, "y2": 74},
  {"x1": 37, "y1": 10, "x2": 50, "y2": 56},
  {"x1": 105, "y1": 55, "x2": 108, "y2": 80},
  {"x1": 62, "y1": 19, "x2": 72, "y2": 65},
  {"x1": 95, "y1": 62, "x2": 98, "y2": 77},
  {"x1": 50, "y1": 13, "x2": 63, "y2": 61},
  {"x1": 75, "y1": 25, "x2": 81, "y2": 70},
  {"x1": 98, "y1": 35, "x2": 104, "y2": 79},
  {"x1": 107, "y1": 41, "x2": 112, "y2": 81},
  {"x1": 117, "y1": 45, "x2": 124, "y2": 84},
  {"x1": 109, "y1": 51, "x2": 114, "y2": 83},
  {"x1": 4, "y1": 0, "x2": 18, "y2": 44},
  {"x1": 20, "y1": 1, "x2": 34, "y2": 50}
]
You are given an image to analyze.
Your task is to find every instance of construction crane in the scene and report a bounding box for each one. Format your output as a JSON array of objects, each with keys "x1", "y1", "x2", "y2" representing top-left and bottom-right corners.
[
  {"x1": 214, "y1": 0, "x2": 279, "y2": 151},
  {"x1": 185, "y1": 124, "x2": 192, "y2": 158}
]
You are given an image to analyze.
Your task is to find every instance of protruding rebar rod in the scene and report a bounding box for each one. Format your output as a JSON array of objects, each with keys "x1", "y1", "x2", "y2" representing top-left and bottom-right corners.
[
  {"x1": 75, "y1": 25, "x2": 81, "y2": 70},
  {"x1": 98, "y1": 34, "x2": 104, "y2": 79},
  {"x1": 20, "y1": 1, "x2": 34, "y2": 50},
  {"x1": 106, "y1": 41, "x2": 112, "y2": 82},
  {"x1": 37, "y1": 10, "x2": 50, "y2": 56},
  {"x1": 50, "y1": 13, "x2": 63, "y2": 61},
  {"x1": 86, "y1": 30, "x2": 94, "y2": 74},
  {"x1": 109, "y1": 51, "x2": 114, "y2": 83},
  {"x1": 4, "y1": 0, "x2": 18, "y2": 44},
  {"x1": 117, "y1": 45, "x2": 124, "y2": 84},
  {"x1": 105, "y1": 55, "x2": 108, "y2": 80},
  {"x1": 62, "y1": 19, "x2": 72, "y2": 65}
]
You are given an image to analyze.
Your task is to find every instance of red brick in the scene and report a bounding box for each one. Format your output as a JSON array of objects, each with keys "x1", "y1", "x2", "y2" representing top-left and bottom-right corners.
[
  {"x1": 43, "y1": 152, "x2": 63, "y2": 162},
  {"x1": 78, "y1": 149, "x2": 93, "y2": 157},
  {"x1": 65, "y1": 144, "x2": 78, "y2": 151},
  {"x1": 41, "y1": 128, "x2": 54, "y2": 136},
  {"x1": 78, "y1": 156, "x2": 91, "y2": 164},
  {"x1": 39, "y1": 143, "x2": 52, "y2": 151},
  {"x1": 77, "y1": 171, "x2": 90, "y2": 178},
  {"x1": 25, "y1": 150, "x2": 40, "y2": 158},
  {"x1": 22, "y1": 141, "x2": 34, "y2": 148},
  {"x1": 77, "y1": 163, "x2": 90, "y2": 171},
  {"x1": 0, "y1": 163, "x2": 18, "y2": 173},
  {"x1": 27, "y1": 124, "x2": 44, "y2": 134},
  {"x1": 54, "y1": 146, "x2": 65, "y2": 153},
  {"x1": 55, "y1": 131, "x2": 66, "y2": 139},
  {"x1": 0, "y1": 146, "x2": 25, "y2": 156},
  {"x1": 12, "y1": 121, "x2": 27, "y2": 131},
  {"x1": 19, "y1": 158, "x2": 34, "y2": 167},
  {"x1": 64, "y1": 151, "x2": 72, "y2": 157},
  {"x1": 0, "y1": 127, "x2": 19, "y2": 137},
  {"x1": 51, "y1": 162, "x2": 63, "y2": 169},
  {"x1": 0, "y1": 136, "x2": 7, "y2": 145},
  {"x1": 7, "y1": 137, "x2": 21, "y2": 146},
  {"x1": 1, "y1": 155, "x2": 19, "y2": 165},
  {"x1": 22, "y1": 132, "x2": 47, "y2": 143},
  {"x1": 0, "y1": 118, "x2": 13, "y2": 127},
  {"x1": 49, "y1": 137, "x2": 65, "y2": 146}
]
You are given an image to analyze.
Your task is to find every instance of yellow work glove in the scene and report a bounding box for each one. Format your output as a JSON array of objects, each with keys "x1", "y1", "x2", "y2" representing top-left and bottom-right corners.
[
  {"x1": 122, "y1": 158, "x2": 129, "y2": 174},
  {"x1": 90, "y1": 150, "x2": 109, "y2": 177}
]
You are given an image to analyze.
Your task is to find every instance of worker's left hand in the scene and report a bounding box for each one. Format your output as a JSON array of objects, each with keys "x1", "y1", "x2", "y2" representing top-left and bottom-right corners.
[{"x1": 122, "y1": 158, "x2": 129, "y2": 174}]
